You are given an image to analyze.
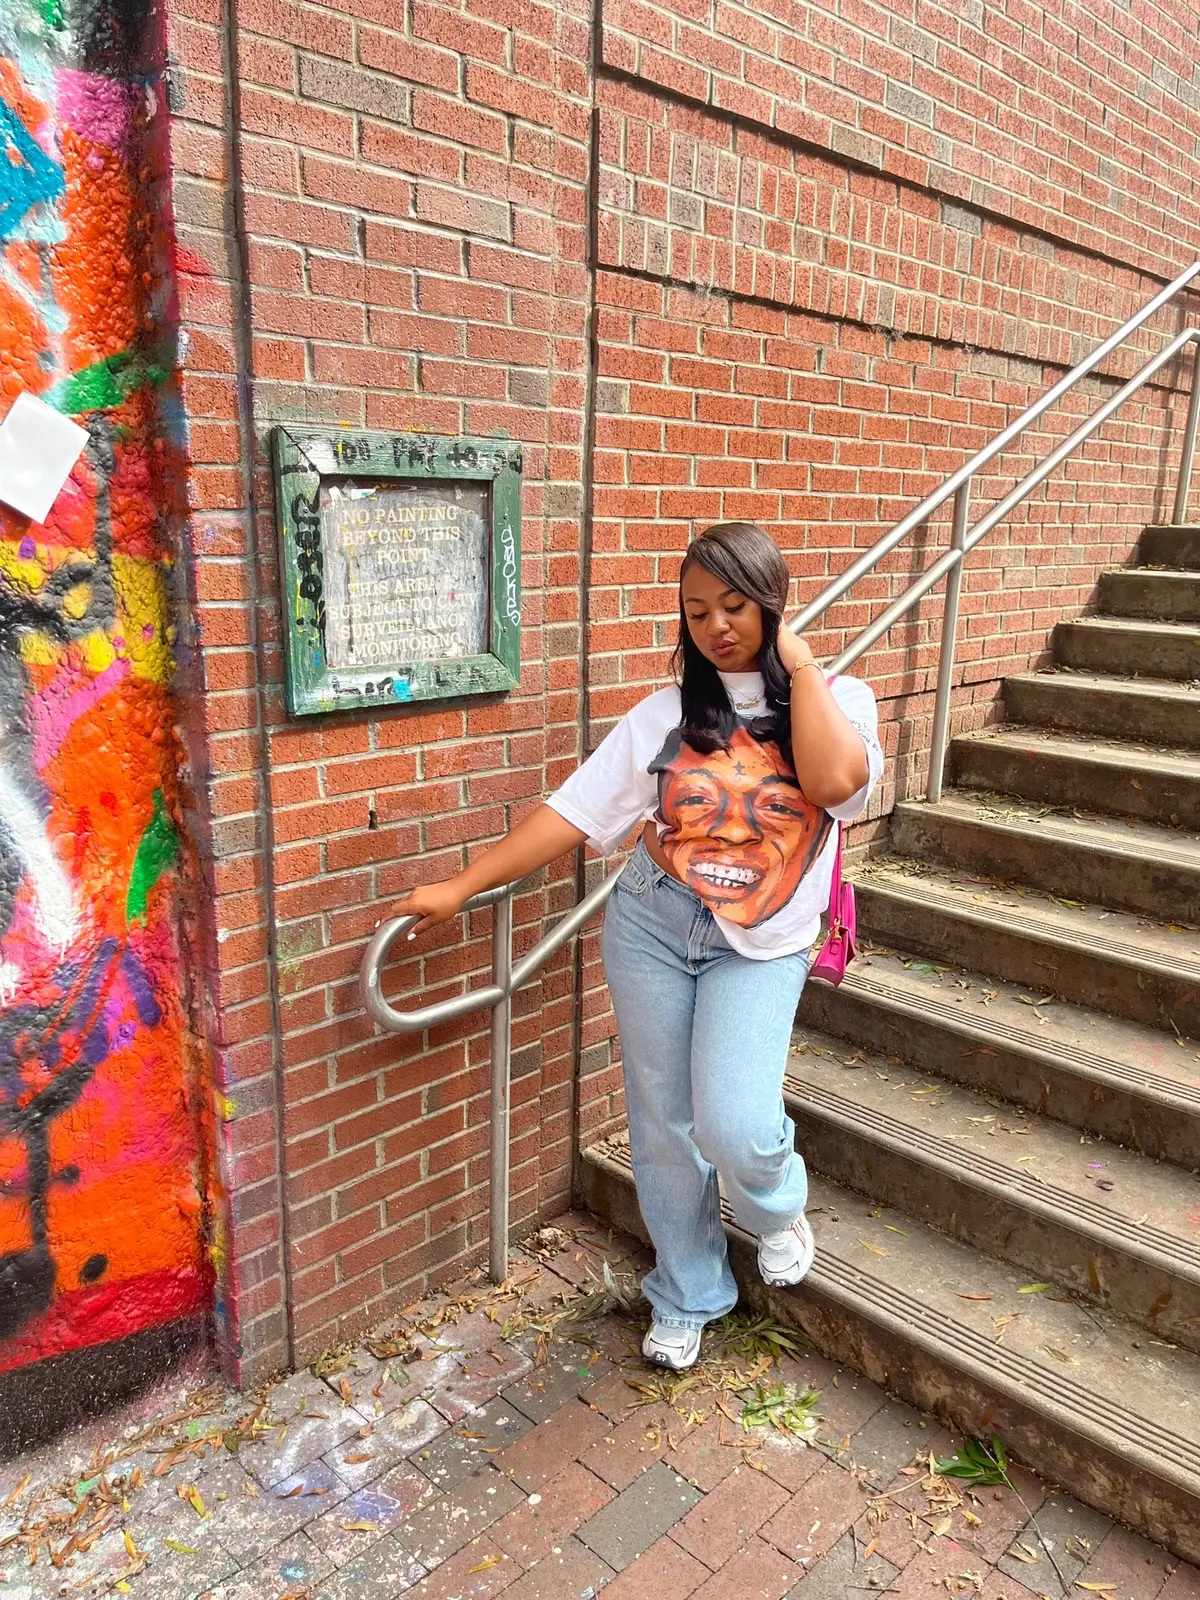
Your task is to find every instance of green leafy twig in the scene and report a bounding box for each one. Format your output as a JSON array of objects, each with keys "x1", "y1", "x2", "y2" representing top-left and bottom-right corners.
[
  {"x1": 934, "y1": 1437, "x2": 1068, "y2": 1596},
  {"x1": 712, "y1": 1311, "x2": 804, "y2": 1362},
  {"x1": 739, "y1": 1382, "x2": 821, "y2": 1440}
]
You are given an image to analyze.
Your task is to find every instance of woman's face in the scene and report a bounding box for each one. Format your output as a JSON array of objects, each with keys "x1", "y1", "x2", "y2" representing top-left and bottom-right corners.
[
  {"x1": 681, "y1": 563, "x2": 764, "y2": 673},
  {"x1": 657, "y1": 728, "x2": 830, "y2": 926}
]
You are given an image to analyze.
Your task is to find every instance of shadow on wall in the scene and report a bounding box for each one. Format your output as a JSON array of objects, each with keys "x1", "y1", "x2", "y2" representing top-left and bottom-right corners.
[{"x1": 0, "y1": 0, "x2": 214, "y2": 1451}]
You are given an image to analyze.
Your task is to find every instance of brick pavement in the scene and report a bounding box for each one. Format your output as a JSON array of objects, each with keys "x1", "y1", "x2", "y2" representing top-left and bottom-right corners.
[{"x1": 0, "y1": 1214, "x2": 1196, "y2": 1600}]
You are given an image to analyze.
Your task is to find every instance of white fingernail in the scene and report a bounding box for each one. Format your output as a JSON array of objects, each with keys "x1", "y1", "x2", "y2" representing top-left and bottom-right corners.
[{"x1": 407, "y1": 931, "x2": 416, "y2": 940}]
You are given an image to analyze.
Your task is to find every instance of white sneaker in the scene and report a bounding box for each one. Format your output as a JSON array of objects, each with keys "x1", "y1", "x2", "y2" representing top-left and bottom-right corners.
[
  {"x1": 642, "y1": 1322, "x2": 702, "y2": 1370},
  {"x1": 757, "y1": 1214, "x2": 816, "y2": 1286}
]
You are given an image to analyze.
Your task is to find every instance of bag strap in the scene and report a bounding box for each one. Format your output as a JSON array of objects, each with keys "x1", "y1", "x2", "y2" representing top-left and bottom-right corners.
[
  {"x1": 827, "y1": 822, "x2": 842, "y2": 920},
  {"x1": 820, "y1": 670, "x2": 843, "y2": 918}
]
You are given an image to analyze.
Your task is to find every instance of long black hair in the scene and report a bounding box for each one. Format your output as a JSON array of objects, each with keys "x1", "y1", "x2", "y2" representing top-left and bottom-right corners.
[{"x1": 671, "y1": 521, "x2": 795, "y2": 765}]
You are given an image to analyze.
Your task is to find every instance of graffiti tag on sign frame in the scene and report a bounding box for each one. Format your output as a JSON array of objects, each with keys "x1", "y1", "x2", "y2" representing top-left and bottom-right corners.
[{"x1": 272, "y1": 430, "x2": 523, "y2": 716}]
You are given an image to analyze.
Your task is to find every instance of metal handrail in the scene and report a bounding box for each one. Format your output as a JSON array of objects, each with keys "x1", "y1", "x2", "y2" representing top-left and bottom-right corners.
[
  {"x1": 361, "y1": 869, "x2": 622, "y2": 1279},
  {"x1": 790, "y1": 258, "x2": 1200, "y2": 640},
  {"x1": 832, "y1": 323, "x2": 1200, "y2": 798},
  {"x1": 361, "y1": 259, "x2": 1200, "y2": 1283}
]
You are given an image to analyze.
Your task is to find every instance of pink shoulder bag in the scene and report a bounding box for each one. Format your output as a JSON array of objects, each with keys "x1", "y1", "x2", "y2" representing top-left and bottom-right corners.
[{"x1": 809, "y1": 824, "x2": 856, "y2": 984}]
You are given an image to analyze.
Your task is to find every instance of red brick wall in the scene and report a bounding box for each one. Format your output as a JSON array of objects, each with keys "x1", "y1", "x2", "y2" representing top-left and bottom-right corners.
[
  {"x1": 166, "y1": 0, "x2": 593, "y2": 1379},
  {"x1": 164, "y1": 0, "x2": 1200, "y2": 1378}
]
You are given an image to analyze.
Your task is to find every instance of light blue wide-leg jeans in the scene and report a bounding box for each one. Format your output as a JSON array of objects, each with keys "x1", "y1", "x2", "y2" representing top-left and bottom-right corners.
[{"x1": 600, "y1": 839, "x2": 810, "y2": 1331}]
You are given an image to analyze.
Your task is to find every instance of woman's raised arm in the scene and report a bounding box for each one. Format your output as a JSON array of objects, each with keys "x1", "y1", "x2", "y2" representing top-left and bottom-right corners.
[{"x1": 775, "y1": 627, "x2": 870, "y2": 808}]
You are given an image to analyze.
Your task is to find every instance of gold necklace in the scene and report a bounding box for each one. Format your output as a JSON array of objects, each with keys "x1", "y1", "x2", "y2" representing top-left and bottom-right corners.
[{"x1": 730, "y1": 691, "x2": 761, "y2": 712}]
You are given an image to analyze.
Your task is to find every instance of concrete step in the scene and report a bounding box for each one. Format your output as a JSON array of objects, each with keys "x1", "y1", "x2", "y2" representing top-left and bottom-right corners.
[
  {"x1": 1099, "y1": 569, "x2": 1200, "y2": 622},
  {"x1": 853, "y1": 860, "x2": 1200, "y2": 1034},
  {"x1": 1003, "y1": 669, "x2": 1200, "y2": 747},
  {"x1": 1138, "y1": 524, "x2": 1200, "y2": 570},
  {"x1": 891, "y1": 789, "x2": 1200, "y2": 922},
  {"x1": 582, "y1": 1139, "x2": 1200, "y2": 1566},
  {"x1": 782, "y1": 1042, "x2": 1200, "y2": 1352},
  {"x1": 950, "y1": 726, "x2": 1200, "y2": 828},
  {"x1": 1054, "y1": 614, "x2": 1200, "y2": 680},
  {"x1": 798, "y1": 948, "x2": 1200, "y2": 1168}
]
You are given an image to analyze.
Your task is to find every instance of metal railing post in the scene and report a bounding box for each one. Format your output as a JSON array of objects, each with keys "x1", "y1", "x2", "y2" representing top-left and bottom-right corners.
[
  {"x1": 1173, "y1": 342, "x2": 1200, "y2": 525},
  {"x1": 926, "y1": 483, "x2": 970, "y2": 804},
  {"x1": 488, "y1": 891, "x2": 513, "y2": 1284}
]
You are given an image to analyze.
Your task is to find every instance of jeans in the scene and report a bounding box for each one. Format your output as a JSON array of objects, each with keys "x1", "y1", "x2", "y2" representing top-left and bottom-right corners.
[{"x1": 601, "y1": 839, "x2": 810, "y2": 1331}]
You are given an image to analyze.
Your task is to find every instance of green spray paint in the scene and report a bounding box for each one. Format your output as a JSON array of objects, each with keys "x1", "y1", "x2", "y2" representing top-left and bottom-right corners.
[
  {"x1": 49, "y1": 349, "x2": 172, "y2": 417},
  {"x1": 127, "y1": 789, "x2": 179, "y2": 925}
]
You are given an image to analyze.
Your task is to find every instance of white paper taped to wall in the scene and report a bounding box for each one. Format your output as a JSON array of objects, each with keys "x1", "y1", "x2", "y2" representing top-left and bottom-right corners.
[{"x1": 0, "y1": 392, "x2": 89, "y2": 524}]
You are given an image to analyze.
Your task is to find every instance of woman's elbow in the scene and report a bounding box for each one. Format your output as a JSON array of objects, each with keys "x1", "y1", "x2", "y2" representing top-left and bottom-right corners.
[{"x1": 806, "y1": 759, "x2": 869, "y2": 810}]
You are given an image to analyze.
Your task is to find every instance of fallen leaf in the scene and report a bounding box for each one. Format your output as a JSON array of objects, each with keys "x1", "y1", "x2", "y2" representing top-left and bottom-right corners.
[
  {"x1": 342, "y1": 1452, "x2": 375, "y2": 1465},
  {"x1": 1008, "y1": 1542, "x2": 1039, "y2": 1563},
  {"x1": 1148, "y1": 1291, "x2": 1173, "y2": 1319},
  {"x1": 164, "y1": 1540, "x2": 199, "y2": 1554},
  {"x1": 338, "y1": 1378, "x2": 355, "y2": 1406},
  {"x1": 1043, "y1": 1346, "x2": 1080, "y2": 1364},
  {"x1": 340, "y1": 1521, "x2": 379, "y2": 1533},
  {"x1": 864, "y1": 1537, "x2": 880, "y2": 1559},
  {"x1": 123, "y1": 1531, "x2": 138, "y2": 1560},
  {"x1": 1077, "y1": 1586, "x2": 1117, "y2": 1593},
  {"x1": 956, "y1": 1293, "x2": 993, "y2": 1301},
  {"x1": 467, "y1": 1553, "x2": 505, "y2": 1573},
  {"x1": 858, "y1": 1239, "x2": 889, "y2": 1257},
  {"x1": 282, "y1": 1484, "x2": 306, "y2": 1498},
  {"x1": 1017, "y1": 1283, "x2": 1052, "y2": 1295},
  {"x1": 180, "y1": 1484, "x2": 208, "y2": 1519},
  {"x1": 3, "y1": 1473, "x2": 30, "y2": 1509}
]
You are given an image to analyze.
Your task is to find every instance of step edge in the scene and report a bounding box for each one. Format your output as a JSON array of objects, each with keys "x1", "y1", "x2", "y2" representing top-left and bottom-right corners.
[
  {"x1": 856, "y1": 875, "x2": 1200, "y2": 984},
  {"x1": 1102, "y1": 569, "x2": 1200, "y2": 582},
  {"x1": 1059, "y1": 614, "x2": 1200, "y2": 632},
  {"x1": 892, "y1": 797, "x2": 1200, "y2": 868},
  {"x1": 952, "y1": 731, "x2": 1200, "y2": 778},
  {"x1": 782, "y1": 1073, "x2": 1200, "y2": 1277},
  {"x1": 1006, "y1": 672, "x2": 1200, "y2": 699},
  {"x1": 828, "y1": 971, "x2": 1200, "y2": 1111}
]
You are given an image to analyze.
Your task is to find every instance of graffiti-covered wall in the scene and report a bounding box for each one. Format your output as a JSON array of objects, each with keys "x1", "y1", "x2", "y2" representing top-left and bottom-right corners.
[{"x1": 0, "y1": 0, "x2": 210, "y2": 1416}]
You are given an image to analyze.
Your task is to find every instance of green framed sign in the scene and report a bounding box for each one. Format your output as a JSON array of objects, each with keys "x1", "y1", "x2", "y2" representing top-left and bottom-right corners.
[{"x1": 271, "y1": 428, "x2": 523, "y2": 716}]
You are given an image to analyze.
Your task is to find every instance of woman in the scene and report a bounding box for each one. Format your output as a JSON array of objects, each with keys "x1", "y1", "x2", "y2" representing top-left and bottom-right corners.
[{"x1": 391, "y1": 523, "x2": 883, "y2": 1370}]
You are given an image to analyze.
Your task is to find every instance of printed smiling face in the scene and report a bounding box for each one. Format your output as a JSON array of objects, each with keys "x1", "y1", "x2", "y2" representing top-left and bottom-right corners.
[{"x1": 652, "y1": 727, "x2": 831, "y2": 927}]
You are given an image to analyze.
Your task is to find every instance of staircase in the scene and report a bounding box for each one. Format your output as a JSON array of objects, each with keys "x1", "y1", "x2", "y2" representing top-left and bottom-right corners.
[{"x1": 582, "y1": 521, "x2": 1200, "y2": 1565}]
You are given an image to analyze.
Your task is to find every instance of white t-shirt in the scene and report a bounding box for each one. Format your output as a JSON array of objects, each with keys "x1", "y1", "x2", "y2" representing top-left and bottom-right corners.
[{"x1": 546, "y1": 671, "x2": 883, "y2": 960}]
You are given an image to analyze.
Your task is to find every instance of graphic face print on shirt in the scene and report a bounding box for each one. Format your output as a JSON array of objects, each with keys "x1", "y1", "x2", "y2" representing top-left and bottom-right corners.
[{"x1": 649, "y1": 726, "x2": 832, "y2": 928}]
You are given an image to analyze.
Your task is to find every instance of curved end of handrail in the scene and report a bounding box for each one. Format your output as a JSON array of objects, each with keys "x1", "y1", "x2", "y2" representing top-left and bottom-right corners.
[{"x1": 359, "y1": 915, "x2": 420, "y2": 1031}]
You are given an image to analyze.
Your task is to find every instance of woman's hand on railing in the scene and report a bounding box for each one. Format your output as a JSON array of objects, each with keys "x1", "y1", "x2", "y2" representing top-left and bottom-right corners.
[{"x1": 388, "y1": 879, "x2": 470, "y2": 940}]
